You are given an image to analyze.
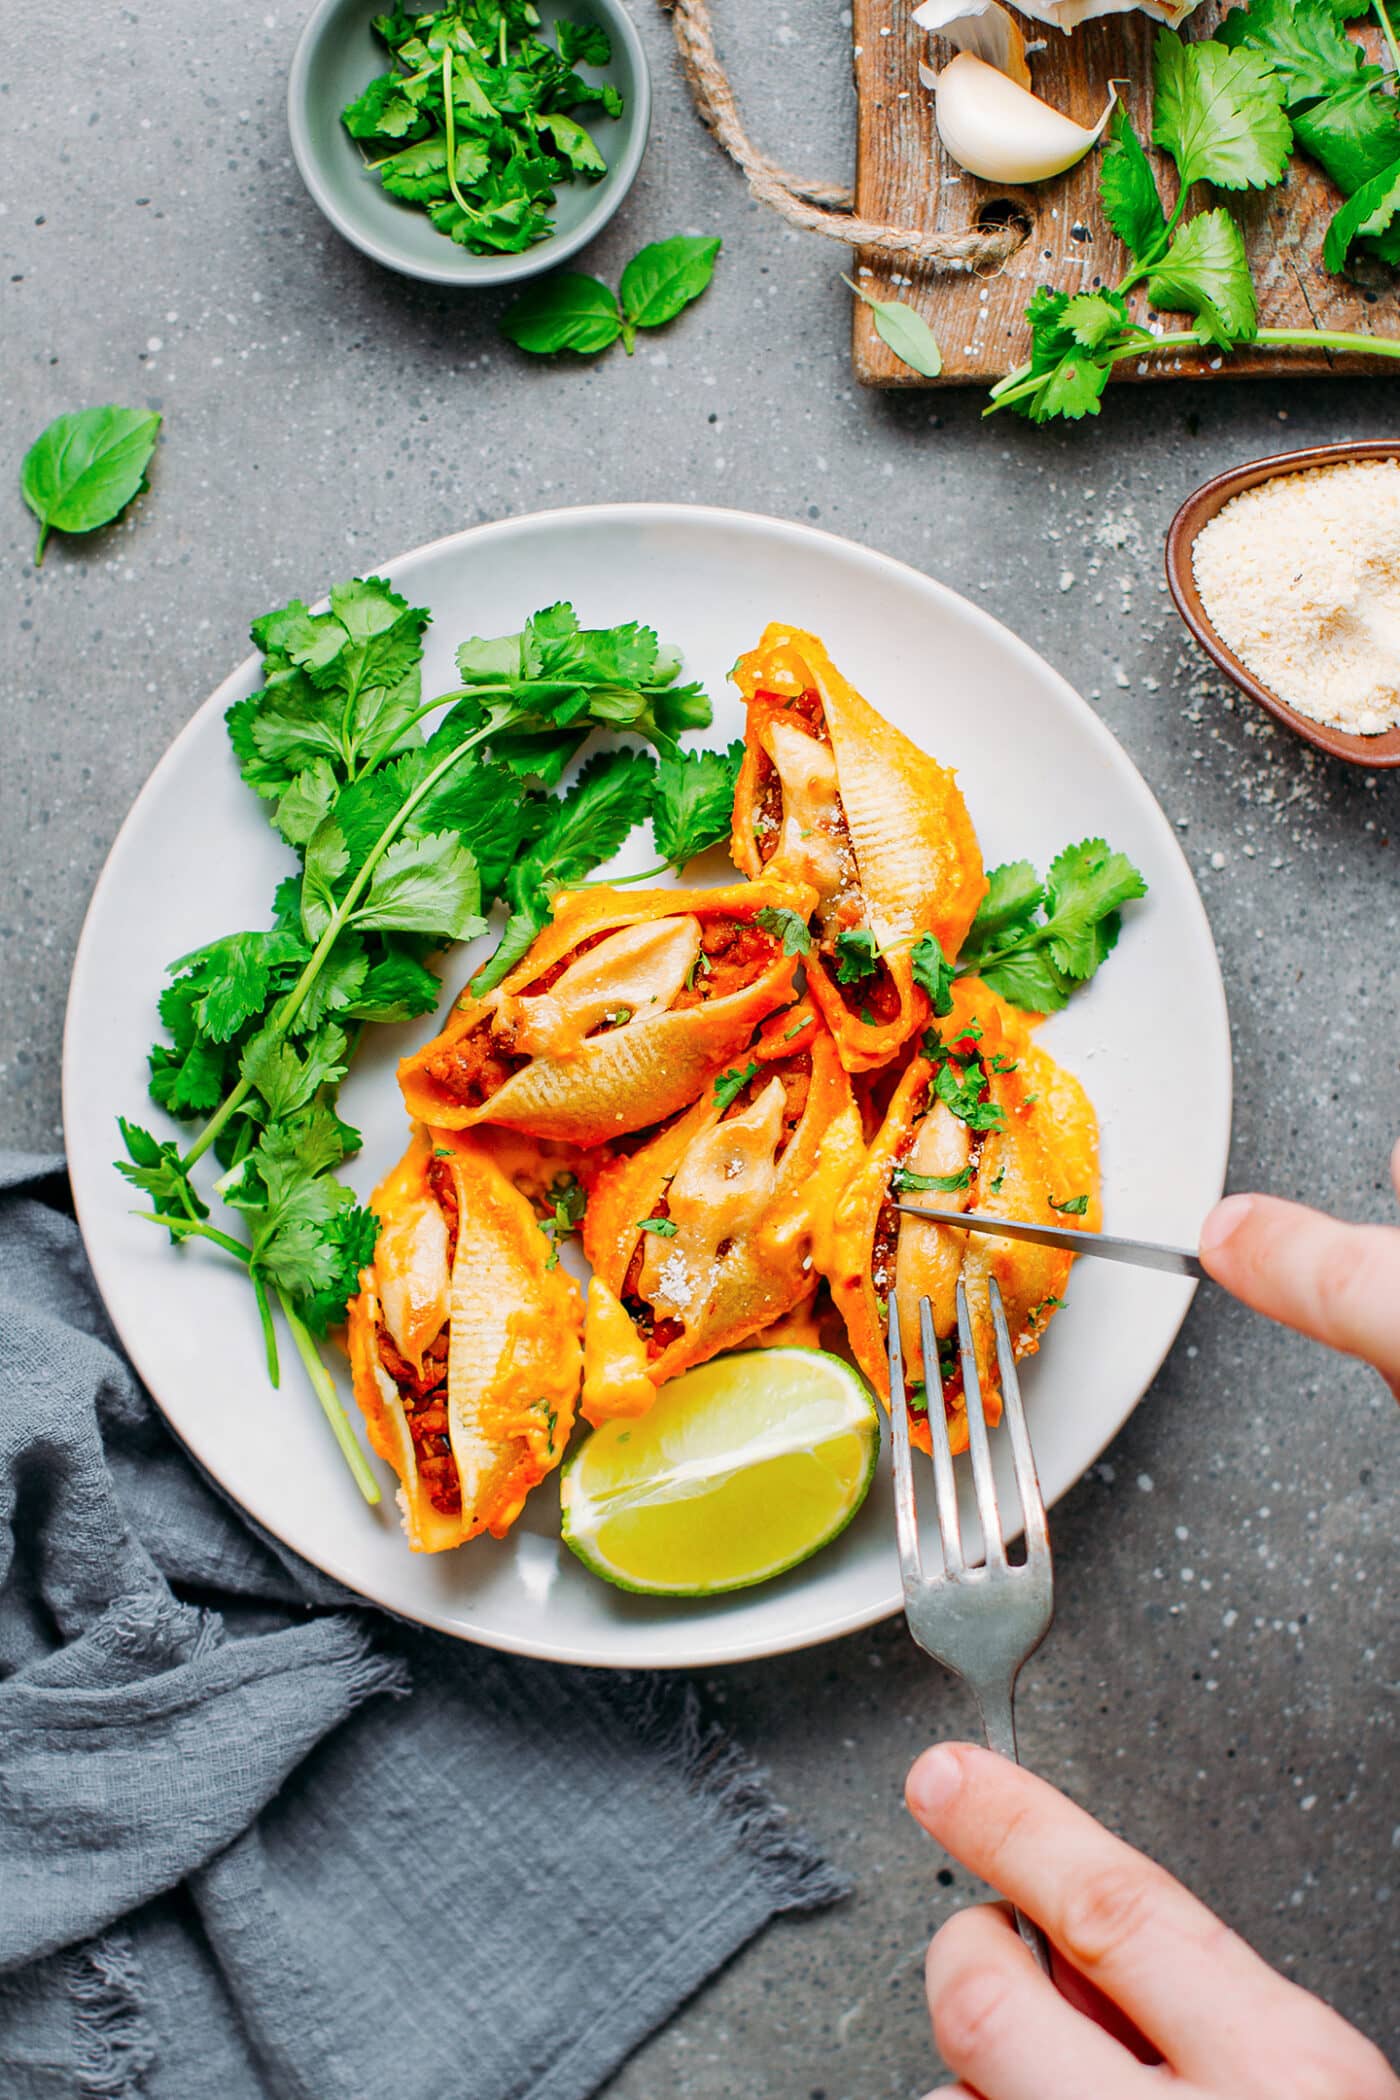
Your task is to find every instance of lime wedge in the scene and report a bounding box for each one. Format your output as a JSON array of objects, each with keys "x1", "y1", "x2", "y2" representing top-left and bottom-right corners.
[{"x1": 560, "y1": 1348, "x2": 880, "y2": 1596}]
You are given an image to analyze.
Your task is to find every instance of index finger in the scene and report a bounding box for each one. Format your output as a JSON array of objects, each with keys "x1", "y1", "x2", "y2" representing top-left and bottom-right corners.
[
  {"x1": 905, "y1": 1742, "x2": 1322, "y2": 2094},
  {"x1": 1198, "y1": 1163, "x2": 1400, "y2": 1398}
]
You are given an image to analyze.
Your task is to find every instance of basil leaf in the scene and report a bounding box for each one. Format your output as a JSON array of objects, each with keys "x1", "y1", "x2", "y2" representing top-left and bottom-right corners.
[
  {"x1": 499, "y1": 274, "x2": 623, "y2": 356},
  {"x1": 21, "y1": 405, "x2": 161, "y2": 565},
  {"x1": 619, "y1": 236, "x2": 722, "y2": 329},
  {"x1": 842, "y1": 277, "x2": 942, "y2": 378}
]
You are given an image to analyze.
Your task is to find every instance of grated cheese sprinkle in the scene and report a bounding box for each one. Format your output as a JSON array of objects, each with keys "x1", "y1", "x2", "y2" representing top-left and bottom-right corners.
[{"x1": 1191, "y1": 459, "x2": 1400, "y2": 736}]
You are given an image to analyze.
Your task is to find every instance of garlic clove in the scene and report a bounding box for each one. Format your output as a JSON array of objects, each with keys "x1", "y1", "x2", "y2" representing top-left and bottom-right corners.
[
  {"x1": 1001, "y1": 0, "x2": 1202, "y2": 28},
  {"x1": 928, "y1": 54, "x2": 1117, "y2": 185},
  {"x1": 912, "y1": 0, "x2": 1032, "y2": 88}
]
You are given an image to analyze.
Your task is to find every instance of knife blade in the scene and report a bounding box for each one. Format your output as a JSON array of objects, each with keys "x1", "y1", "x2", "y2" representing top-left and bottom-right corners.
[{"x1": 891, "y1": 1202, "x2": 1205, "y2": 1280}]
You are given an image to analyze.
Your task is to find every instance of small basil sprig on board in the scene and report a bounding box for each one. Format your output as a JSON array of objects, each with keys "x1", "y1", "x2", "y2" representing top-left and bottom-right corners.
[
  {"x1": 21, "y1": 406, "x2": 161, "y2": 565},
  {"x1": 117, "y1": 583, "x2": 728, "y2": 1498},
  {"x1": 501, "y1": 236, "x2": 721, "y2": 356},
  {"x1": 841, "y1": 275, "x2": 943, "y2": 379}
]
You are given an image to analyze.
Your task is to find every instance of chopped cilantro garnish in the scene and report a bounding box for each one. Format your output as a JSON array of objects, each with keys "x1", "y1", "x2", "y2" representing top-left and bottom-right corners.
[
  {"x1": 833, "y1": 927, "x2": 879, "y2": 983},
  {"x1": 713, "y1": 1062, "x2": 759, "y2": 1112},
  {"x1": 756, "y1": 906, "x2": 813, "y2": 956},
  {"x1": 1050, "y1": 1193, "x2": 1090, "y2": 1216},
  {"x1": 636, "y1": 1216, "x2": 678, "y2": 1237},
  {"x1": 892, "y1": 1163, "x2": 974, "y2": 1196}
]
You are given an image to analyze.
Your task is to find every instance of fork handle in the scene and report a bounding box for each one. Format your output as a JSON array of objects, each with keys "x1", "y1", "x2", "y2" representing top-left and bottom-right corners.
[{"x1": 975, "y1": 1682, "x2": 1054, "y2": 1980}]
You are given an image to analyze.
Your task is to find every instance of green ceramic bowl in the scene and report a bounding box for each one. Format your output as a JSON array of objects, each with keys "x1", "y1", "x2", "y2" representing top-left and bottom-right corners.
[{"x1": 288, "y1": 0, "x2": 651, "y2": 286}]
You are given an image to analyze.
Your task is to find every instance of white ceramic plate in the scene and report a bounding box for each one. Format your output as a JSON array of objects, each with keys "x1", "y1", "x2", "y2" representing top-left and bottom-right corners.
[{"x1": 64, "y1": 506, "x2": 1231, "y2": 1669}]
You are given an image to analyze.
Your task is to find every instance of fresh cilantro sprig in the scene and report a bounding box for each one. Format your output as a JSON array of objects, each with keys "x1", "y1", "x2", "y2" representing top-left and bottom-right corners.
[
  {"x1": 989, "y1": 19, "x2": 1400, "y2": 423},
  {"x1": 342, "y1": 1, "x2": 620, "y2": 256},
  {"x1": 501, "y1": 237, "x2": 722, "y2": 357},
  {"x1": 119, "y1": 585, "x2": 716, "y2": 1497},
  {"x1": 956, "y1": 841, "x2": 1147, "y2": 1013},
  {"x1": 1221, "y1": 0, "x2": 1400, "y2": 267}
]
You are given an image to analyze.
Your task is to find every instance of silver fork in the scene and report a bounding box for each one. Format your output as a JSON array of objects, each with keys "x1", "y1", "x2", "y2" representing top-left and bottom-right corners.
[{"x1": 887, "y1": 1277, "x2": 1055, "y2": 1975}]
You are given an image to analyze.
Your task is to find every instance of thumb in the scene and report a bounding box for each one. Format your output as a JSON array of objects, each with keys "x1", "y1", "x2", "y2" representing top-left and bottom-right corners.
[{"x1": 1198, "y1": 1144, "x2": 1400, "y2": 1400}]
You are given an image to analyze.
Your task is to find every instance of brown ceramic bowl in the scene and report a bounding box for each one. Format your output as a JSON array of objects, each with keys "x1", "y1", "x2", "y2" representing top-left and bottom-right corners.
[{"x1": 1165, "y1": 440, "x2": 1400, "y2": 770}]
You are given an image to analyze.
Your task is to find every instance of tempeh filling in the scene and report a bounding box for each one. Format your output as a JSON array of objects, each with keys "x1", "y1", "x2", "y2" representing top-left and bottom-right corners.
[
  {"x1": 750, "y1": 687, "x2": 900, "y2": 1026},
  {"x1": 421, "y1": 914, "x2": 780, "y2": 1110}
]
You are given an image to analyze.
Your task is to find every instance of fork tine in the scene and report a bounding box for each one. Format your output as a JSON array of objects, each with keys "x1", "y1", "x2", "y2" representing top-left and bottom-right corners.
[
  {"x1": 885, "y1": 1292, "x2": 923, "y2": 1587},
  {"x1": 918, "y1": 1296, "x2": 964, "y2": 1576},
  {"x1": 956, "y1": 1279, "x2": 1006, "y2": 1570},
  {"x1": 988, "y1": 1278, "x2": 1050, "y2": 1567}
]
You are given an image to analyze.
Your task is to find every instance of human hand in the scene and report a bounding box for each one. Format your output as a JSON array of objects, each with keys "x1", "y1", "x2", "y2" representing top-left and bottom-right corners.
[
  {"x1": 906, "y1": 1742, "x2": 1399, "y2": 2100},
  {"x1": 1198, "y1": 1136, "x2": 1400, "y2": 1400}
]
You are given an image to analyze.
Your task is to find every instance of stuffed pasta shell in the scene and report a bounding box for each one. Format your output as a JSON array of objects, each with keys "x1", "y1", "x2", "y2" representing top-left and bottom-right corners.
[
  {"x1": 730, "y1": 624, "x2": 986, "y2": 1074},
  {"x1": 579, "y1": 1002, "x2": 863, "y2": 1424},
  {"x1": 825, "y1": 980, "x2": 1099, "y2": 1453},
  {"x1": 398, "y1": 878, "x2": 814, "y2": 1147},
  {"x1": 346, "y1": 1127, "x2": 583, "y2": 1552}
]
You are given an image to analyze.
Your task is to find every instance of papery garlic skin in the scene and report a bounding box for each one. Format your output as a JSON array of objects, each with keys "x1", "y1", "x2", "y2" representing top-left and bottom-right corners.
[
  {"x1": 911, "y1": 0, "x2": 1032, "y2": 87},
  {"x1": 928, "y1": 53, "x2": 1116, "y2": 184}
]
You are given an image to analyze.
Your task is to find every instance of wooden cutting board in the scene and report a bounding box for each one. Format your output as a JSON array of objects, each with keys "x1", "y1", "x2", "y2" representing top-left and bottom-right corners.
[{"x1": 851, "y1": 0, "x2": 1400, "y2": 385}]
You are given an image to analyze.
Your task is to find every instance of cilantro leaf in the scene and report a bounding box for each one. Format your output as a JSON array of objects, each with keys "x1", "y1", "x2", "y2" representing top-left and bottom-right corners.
[
  {"x1": 116, "y1": 1117, "x2": 209, "y2": 1227},
  {"x1": 240, "y1": 1024, "x2": 350, "y2": 1121},
  {"x1": 959, "y1": 861, "x2": 1044, "y2": 966},
  {"x1": 713, "y1": 1062, "x2": 759, "y2": 1112},
  {"x1": 932, "y1": 1057, "x2": 1006, "y2": 1133},
  {"x1": 651, "y1": 740, "x2": 743, "y2": 867},
  {"x1": 300, "y1": 822, "x2": 351, "y2": 942},
  {"x1": 353, "y1": 831, "x2": 485, "y2": 943},
  {"x1": 833, "y1": 927, "x2": 879, "y2": 984},
  {"x1": 1146, "y1": 209, "x2": 1258, "y2": 346},
  {"x1": 471, "y1": 749, "x2": 656, "y2": 996},
  {"x1": 166, "y1": 930, "x2": 307, "y2": 1044},
  {"x1": 636, "y1": 1216, "x2": 679, "y2": 1237},
  {"x1": 1100, "y1": 108, "x2": 1169, "y2": 267},
  {"x1": 1043, "y1": 839, "x2": 1150, "y2": 979},
  {"x1": 1050, "y1": 1193, "x2": 1091, "y2": 1215},
  {"x1": 1323, "y1": 158, "x2": 1400, "y2": 270},
  {"x1": 21, "y1": 406, "x2": 161, "y2": 566},
  {"x1": 1216, "y1": 0, "x2": 1380, "y2": 105},
  {"x1": 911, "y1": 931, "x2": 955, "y2": 1018},
  {"x1": 756, "y1": 906, "x2": 813, "y2": 956},
  {"x1": 345, "y1": 949, "x2": 443, "y2": 1023},
  {"x1": 891, "y1": 1162, "x2": 973, "y2": 1195},
  {"x1": 1153, "y1": 35, "x2": 1292, "y2": 191},
  {"x1": 273, "y1": 758, "x2": 341, "y2": 850},
  {"x1": 1293, "y1": 84, "x2": 1400, "y2": 196}
]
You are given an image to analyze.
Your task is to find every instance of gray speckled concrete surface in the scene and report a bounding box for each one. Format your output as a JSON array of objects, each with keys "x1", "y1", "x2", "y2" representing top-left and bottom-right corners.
[{"x1": 4, "y1": 1, "x2": 1398, "y2": 2092}]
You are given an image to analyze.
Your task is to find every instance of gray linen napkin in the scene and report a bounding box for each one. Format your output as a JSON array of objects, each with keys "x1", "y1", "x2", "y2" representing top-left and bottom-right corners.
[{"x1": 0, "y1": 1155, "x2": 843, "y2": 2100}]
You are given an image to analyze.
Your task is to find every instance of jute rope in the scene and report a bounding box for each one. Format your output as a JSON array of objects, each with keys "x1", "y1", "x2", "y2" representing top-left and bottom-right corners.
[{"x1": 660, "y1": 0, "x2": 1022, "y2": 272}]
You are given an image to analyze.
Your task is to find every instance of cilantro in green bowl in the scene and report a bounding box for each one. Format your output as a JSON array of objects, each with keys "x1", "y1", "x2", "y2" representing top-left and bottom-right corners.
[{"x1": 288, "y1": 0, "x2": 650, "y2": 286}]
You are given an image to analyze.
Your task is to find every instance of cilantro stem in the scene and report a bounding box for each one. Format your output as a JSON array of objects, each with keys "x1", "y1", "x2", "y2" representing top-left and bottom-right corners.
[
  {"x1": 990, "y1": 321, "x2": 1400, "y2": 418},
  {"x1": 1374, "y1": 0, "x2": 1400, "y2": 79},
  {"x1": 575, "y1": 860, "x2": 676, "y2": 887},
  {"x1": 181, "y1": 714, "x2": 498, "y2": 1170},
  {"x1": 252, "y1": 1265, "x2": 281, "y2": 1387},
  {"x1": 442, "y1": 48, "x2": 479, "y2": 222},
  {"x1": 131, "y1": 1211, "x2": 254, "y2": 1262},
  {"x1": 277, "y1": 1288, "x2": 381, "y2": 1504}
]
